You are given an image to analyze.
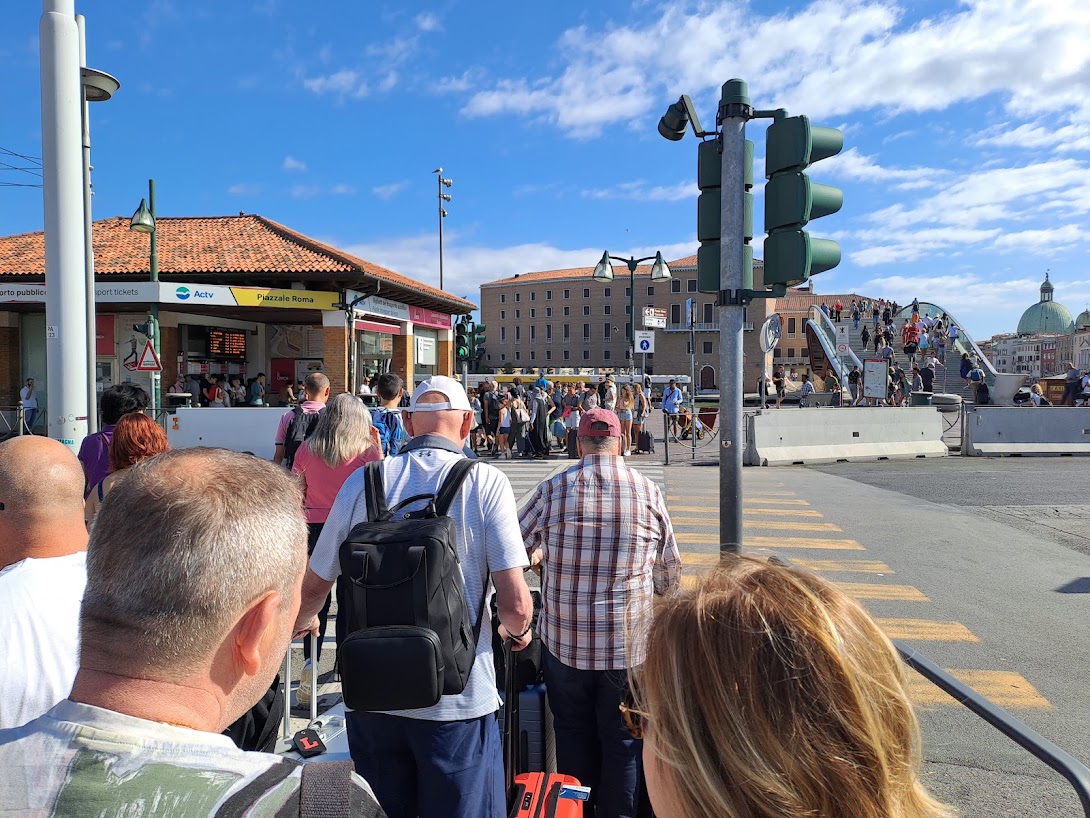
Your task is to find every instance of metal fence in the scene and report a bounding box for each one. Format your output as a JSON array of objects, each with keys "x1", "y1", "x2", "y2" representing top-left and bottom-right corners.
[{"x1": 0, "y1": 404, "x2": 41, "y2": 437}]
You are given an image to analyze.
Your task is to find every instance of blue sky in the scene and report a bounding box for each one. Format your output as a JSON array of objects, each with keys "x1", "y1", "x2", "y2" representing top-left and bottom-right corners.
[{"x1": 3, "y1": 0, "x2": 1089, "y2": 340}]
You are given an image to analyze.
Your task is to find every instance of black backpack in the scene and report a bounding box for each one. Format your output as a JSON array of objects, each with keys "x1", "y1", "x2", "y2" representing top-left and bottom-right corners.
[
  {"x1": 337, "y1": 459, "x2": 484, "y2": 711},
  {"x1": 284, "y1": 406, "x2": 321, "y2": 469}
]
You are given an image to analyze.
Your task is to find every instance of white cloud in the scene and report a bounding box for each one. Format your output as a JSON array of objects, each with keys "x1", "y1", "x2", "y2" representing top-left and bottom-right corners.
[
  {"x1": 366, "y1": 37, "x2": 418, "y2": 64},
  {"x1": 330, "y1": 183, "x2": 358, "y2": 195},
  {"x1": 337, "y1": 233, "x2": 695, "y2": 302},
  {"x1": 372, "y1": 181, "x2": 408, "y2": 200},
  {"x1": 227, "y1": 182, "x2": 261, "y2": 196},
  {"x1": 975, "y1": 120, "x2": 1090, "y2": 153},
  {"x1": 415, "y1": 12, "x2": 442, "y2": 32},
  {"x1": 378, "y1": 71, "x2": 399, "y2": 93},
  {"x1": 303, "y1": 69, "x2": 368, "y2": 98},
  {"x1": 434, "y1": 70, "x2": 483, "y2": 94},
  {"x1": 581, "y1": 179, "x2": 697, "y2": 202},
  {"x1": 291, "y1": 184, "x2": 322, "y2": 199},
  {"x1": 992, "y1": 224, "x2": 1084, "y2": 251},
  {"x1": 462, "y1": 0, "x2": 1090, "y2": 138},
  {"x1": 819, "y1": 148, "x2": 943, "y2": 190},
  {"x1": 282, "y1": 155, "x2": 307, "y2": 172}
]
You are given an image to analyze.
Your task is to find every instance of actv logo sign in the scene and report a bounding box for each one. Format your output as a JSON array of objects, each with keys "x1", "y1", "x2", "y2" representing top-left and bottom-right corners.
[{"x1": 175, "y1": 286, "x2": 215, "y2": 300}]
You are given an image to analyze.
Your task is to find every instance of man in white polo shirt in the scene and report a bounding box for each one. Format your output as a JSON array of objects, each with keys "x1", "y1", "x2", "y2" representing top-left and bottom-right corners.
[{"x1": 296, "y1": 375, "x2": 533, "y2": 818}]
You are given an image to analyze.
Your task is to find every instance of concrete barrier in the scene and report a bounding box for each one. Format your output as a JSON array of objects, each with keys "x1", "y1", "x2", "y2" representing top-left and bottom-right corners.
[
  {"x1": 963, "y1": 406, "x2": 1090, "y2": 456},
  {"x1": 167, "y1": 406, "x2": 285, "y2": 460},
  {"x1": 745, "y1": 407, "x2": 947, "y2": 466}
]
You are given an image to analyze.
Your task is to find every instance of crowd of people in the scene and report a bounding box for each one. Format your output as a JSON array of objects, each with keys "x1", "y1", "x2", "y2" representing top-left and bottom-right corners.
[{"x1": 1, "y1": 373, "x2": 958, "y2": 818}]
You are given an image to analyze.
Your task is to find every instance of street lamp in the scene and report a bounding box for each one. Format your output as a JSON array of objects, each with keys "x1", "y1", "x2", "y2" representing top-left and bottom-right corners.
[
  {"x1": 129, "y1": 179, "x2": 159, "y2": 419},
  {"x1": 591, "y1": 251, "x2": 671, "y2": 377},
  {"x1": 78, "y1": 17, "x2": 119, "y2": 434},
  {"x1": 433, "y1": 168, "x2": 452, "y2": 290}
]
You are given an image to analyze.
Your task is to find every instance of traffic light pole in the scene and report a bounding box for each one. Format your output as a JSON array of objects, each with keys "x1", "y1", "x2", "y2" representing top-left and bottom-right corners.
[{"x1": 717, "y1": 81, "x2": 751, "y2": 557}]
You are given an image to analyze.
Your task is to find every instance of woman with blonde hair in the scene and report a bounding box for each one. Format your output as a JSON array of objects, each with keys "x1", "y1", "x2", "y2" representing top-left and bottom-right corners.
[
  {"x1": 628, "y1": 557, "x2": 956, "y2": 818},
  {"x1": 291, "y1": 392, "x2": 382, "y2": 704},
  {"x1": 616, "y1": 383, "x2": 634, "y2": 456}
]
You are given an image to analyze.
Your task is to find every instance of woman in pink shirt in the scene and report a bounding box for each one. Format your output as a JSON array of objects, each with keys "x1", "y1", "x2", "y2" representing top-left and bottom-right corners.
[{"x1": 291, "y1": 393, "x2": 381, "y2": 702}]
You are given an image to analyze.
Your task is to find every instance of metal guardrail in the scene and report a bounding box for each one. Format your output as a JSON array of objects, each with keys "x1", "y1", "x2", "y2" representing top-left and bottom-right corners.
[
  {"x1": 0, "y1": 404, "x2": 36, "y2": 436},
  {"x1": 895, "y1": 641, "x2": 1090, "y2": 816}
]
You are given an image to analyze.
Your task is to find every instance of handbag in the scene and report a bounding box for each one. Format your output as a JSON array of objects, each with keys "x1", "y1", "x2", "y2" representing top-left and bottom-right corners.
[{"x1": 514, "y1": 402, "x2": 531, "y2": 424}]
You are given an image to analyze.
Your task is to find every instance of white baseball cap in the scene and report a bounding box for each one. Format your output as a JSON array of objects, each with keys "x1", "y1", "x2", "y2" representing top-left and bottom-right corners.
[{"x1": 409, "y1": 375, "x2": 473, "y2": 412}]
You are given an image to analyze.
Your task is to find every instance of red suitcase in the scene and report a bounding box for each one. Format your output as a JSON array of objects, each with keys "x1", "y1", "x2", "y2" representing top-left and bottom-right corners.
[{"x1": 502, "y1": 641, "x2": 585, "y2": 817}]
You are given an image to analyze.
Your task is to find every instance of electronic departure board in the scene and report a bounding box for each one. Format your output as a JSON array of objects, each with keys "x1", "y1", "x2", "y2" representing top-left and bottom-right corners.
[{"x1": 208, "y1": 328, "x2": 247, "y2": 360}]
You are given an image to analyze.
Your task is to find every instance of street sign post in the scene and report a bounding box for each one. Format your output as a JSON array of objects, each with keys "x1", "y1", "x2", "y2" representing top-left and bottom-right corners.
[
  {"x1": 634, "y1": 330, "x2": 655, "y2": 354},
  {"x1": 642, "y1": 307, "x2": 667, "y2": 329}
]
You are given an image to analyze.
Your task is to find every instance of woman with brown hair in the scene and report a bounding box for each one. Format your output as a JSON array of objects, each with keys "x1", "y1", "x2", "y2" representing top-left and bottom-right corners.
[
  {"x1": 627, "y1": 557, "x2": 956, "y2": 818},
  {"x1": 84, "y1": 413, "x2": 170, "y2": 528}
]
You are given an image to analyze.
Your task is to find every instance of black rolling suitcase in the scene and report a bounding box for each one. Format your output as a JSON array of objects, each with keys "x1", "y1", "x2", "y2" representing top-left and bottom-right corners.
[
  {"x1": 566, "y1": 428, "x2": 579, "y2": 458},
  {"x1": 637, "y1": 429, "x2": 655, "y2": 454}
]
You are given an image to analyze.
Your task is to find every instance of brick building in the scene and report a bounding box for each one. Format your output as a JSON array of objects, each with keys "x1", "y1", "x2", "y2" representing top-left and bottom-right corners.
[
  {"x1": 0, "y1": 214, "x2": 472, "y2": 411},
  {"x1": 479, "y1": 255, "x2": 772, "y2": 391}
]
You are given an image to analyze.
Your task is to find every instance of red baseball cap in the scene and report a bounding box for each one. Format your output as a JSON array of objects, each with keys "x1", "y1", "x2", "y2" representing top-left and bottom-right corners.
[{"x1": 578, "y1": 408, "x2": 621, "y2": 438}]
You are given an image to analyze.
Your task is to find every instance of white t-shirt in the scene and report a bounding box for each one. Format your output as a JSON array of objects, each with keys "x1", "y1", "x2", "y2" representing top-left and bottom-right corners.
[
  {"x1": 19, "y1": 387, "x2": 36, "y2": 408},
  {"x1": 0, "y1": 551, "x2": 86, "y2": 729},
  {"x1": 310, "y1": 436, "x2": 529, "y2": 722}
]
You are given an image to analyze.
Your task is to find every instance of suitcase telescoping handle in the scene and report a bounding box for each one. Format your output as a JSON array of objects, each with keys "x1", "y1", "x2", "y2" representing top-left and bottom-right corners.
[
  {"x1": 502, "y1": 637, "x2": 518, "y2": 796},
  {"x1": 281, "y1": 631, "x2": 320, "y2": 740}
]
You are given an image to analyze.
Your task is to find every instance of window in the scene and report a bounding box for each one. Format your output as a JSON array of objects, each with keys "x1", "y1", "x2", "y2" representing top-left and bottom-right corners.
[
  {"x1": 546, "y1": 290, "x2": 552, "y2": 300},
  {"x1": 604, "y1": 322, "x2": 612, "y2": 340},
  {"x1": 773, "y1": 349, "x2": 782, "y2": 358},
  {"x1": 787, "y1": 317, "x2": 796, "y2": 335},
  {"x1": 546, "y1": 325, "x2": 552, "y2": 341},
  {"x1": 703, "y1": 341, "x2": 713, "y2": 354},
  {"x1": 530, "y1": 351, "x2": 536, "y2": 360},
  {"x1": 625, "y1": 287, "x2": 631, "y2": 297},
  {"x1": 583, "y1": 323, "x2": 591, "y2": 339},
  {"x1": 530, "y1": 292, "x2": 536, "y2": 301},
  {"x1": 500, "y1": 310, "x2": 506, "y2": 320},
  {"x1": 671, "y1": 279, "x2": 681, "y2": 293},
  {"x1": 546, "y1": 307, "x2": 552, "y2": 317},
  {"x1": 501, "y1": 294, "x2": 506, "y2": 303},
  {"x1": 687, "y1": 279, "x2": 697, "y2": 292},
  {"x1": 625, "y1": 324, "x2": 631, "y2": 341},
  {"x1": 515, "y1": 326, "x2": 521, "y2": 342},
  {"x1": 787, "y1": 347, "x2": 795, "y2": 358},
  {"x1": 500, "y1": 353, "x2": 506, "y2": 361},
  {"x1": 671, "y1": 304, "x2": 681, "y2": 325},
  {"x1": 604, "y1": 287, "x2": 611, "y2": 298},
  {"x1": 515, "y1": 292, "x2": 521, "y2": 302},
  {"x1": 564, "y1": 289, "x2": 570, "y2": 299},
  {"x1": 604, "y1": 350, "x2": 611, "y2": 360},
  {"x1": 515, "y1": 351, "x2": 521, "y2": 360},
  {"x1": 500, "y1": 327, "x2": 507, "y2": 342},
  {"x1": 515, "y1": 309, "x2": 520, "y2": 319},
  {"x1": 703, "y1": 303, "x2": 714, "y2": 324},
  {"x1": 530, "y1": 325, "x2": 536, "y2": 341},
  {"x1": 801, "y1": 348, "x2": 809, "y2": 358},
  {"x1": 564, "y1": 350, "x2": 570, "y2": 360},
  {"x1": 564, "y1": 323, "x2": 570, "y2": 339},
  {"x1": 647, "y1": 286, "x2": 654, "y2": 296},
  {"x1": 546, "y1": 350, "x2": 552, "y2": 360},
  {"x1": 583, "y1": 288, "x2": 591, "y2": 298},
  {"x1": 582, "y1": 350, "x2": 590, "y2": 361},
  {"x1": 564, "y1": 306, "x2": 571, "y2": 316},
  {"x1": 583, "y1": 305, "x2": 591, "y2": 316},
  {"x1": 625, "y1": 305, "x2": 631, "y2": 315},
  {"x1": 530, "y1": 308, "x2": 536, "y2": 318},
  {"x1": 604, "y1": 305, "x2": 611, "y2": 315}
]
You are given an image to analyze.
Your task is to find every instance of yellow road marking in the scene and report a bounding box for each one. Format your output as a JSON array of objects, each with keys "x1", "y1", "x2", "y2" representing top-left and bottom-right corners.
[
  {"x1": 906, "y1": 670, "x2": 1051, "y2": 710},
  {"x1": 791, "y1": 558, "x2": 893, "y2": 573},
  {"x1": 746, "y1": 536, "x2": 865, "y2": 550},
  {"x1": 875, "y1": 618, "x2": 977, "y2": 642},
  {"x1": 743, "y1": 508, "x2": 824, "y2": 517},
  {"x1": 668, "y1": 506, "x2": 723, "y2": 513},
  {"x1": 744, "y1": 520, "x2": 842, "y2": 532},
  {"x1": 834, "y1": 582, "x2": 928, "y2": 602},
  {"x1": 677, "y1": 533, "x2": 723, "y2": 544},
  {"x1": 745, "y1": 498, "x2": 811, "y2": 505},
  {"x1": 681, "y1": 552, "x2": 720, "y2": 566}
]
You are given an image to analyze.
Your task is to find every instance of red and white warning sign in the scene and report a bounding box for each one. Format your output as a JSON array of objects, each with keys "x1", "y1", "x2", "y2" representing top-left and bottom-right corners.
[{"x1": 135, "y1": 340, "x2": 162, "y2": 372}]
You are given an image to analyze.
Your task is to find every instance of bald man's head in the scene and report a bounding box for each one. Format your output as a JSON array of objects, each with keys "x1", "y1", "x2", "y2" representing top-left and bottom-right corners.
[{"x1": 0, "y1": 436, "x2": 87, "y2": 565}]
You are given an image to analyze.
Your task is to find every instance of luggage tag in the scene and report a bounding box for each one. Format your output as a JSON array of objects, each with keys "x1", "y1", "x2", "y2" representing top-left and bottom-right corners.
[
  {"x1": 559, "y1": 785, "x2": 591, "y2": 801},
  {"x1": 291, "y1": 727, "x2": 326, "y2": 758}
]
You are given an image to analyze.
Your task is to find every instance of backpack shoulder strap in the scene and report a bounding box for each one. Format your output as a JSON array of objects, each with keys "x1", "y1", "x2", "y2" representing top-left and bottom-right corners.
[
  {"x1": 433, "y1": 459, "x2": 479, "y2": 517},
  {"x1": 299, "y1": 760, "x2": 356, "y2": 818},
  {"x1": 363, "y1": 461, "x2": 388, "y2": 521}
]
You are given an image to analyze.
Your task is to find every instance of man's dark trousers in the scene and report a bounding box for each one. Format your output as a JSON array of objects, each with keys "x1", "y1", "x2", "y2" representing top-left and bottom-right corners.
[
  {"x1": 542, "y1": 646, "x2": 641, "y2": 818},
  {"x1": 345, "y1": 711, "x2": 505, "y2": 818}
]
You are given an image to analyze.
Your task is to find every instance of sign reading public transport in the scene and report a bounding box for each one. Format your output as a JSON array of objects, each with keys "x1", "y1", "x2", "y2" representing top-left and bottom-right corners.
[{"x1": 0, "y1": 282, "x2": 341, "y2": 310}]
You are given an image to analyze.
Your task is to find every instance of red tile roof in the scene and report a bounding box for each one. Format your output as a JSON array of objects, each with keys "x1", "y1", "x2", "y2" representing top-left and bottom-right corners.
[
  {"x1": 482, "y1": 254, "x2": 703, "y2": 287},
  {"x1": 0, "y1": 214, "x2": 474, "y2": 312}
]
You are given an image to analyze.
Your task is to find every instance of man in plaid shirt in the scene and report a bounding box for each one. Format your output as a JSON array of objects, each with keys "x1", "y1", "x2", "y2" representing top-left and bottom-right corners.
[{"x1": 519, "y1": 409, "x2": 681, "y2": 818}]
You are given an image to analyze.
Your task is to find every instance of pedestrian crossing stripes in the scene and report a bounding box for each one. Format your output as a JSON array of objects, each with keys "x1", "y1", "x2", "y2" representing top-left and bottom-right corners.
[
  {"x1": 834, "y1": 582, "x2": 929, "y2": 602},
  {"x1": 873, "y1": 618, "x2": 978, "y2": 642},
  {"x1": 746, "y1": 536, "x2": 866, "y2": 550},
  {"x1": 905, "y1": 670, "x2": 1050, "y2": 710},
  {"x1": 790, "y1": 558, "x2": 894, "y2": 573}
]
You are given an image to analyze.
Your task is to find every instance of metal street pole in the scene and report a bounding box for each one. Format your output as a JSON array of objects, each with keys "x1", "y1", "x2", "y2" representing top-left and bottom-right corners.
[
  {"x1": 40, "y1": 0, "x2": 89, "y2": 452},
  {"x1": 148, "y1": 179, "x2": 160, "y2": 420},
  {"x1": 76, "y1": 14, "x2": 97, "y2": 433},
  {"x1": 437, "y1": 177, "x2": 445, "y2": 291},
  {"x1": 629, "y1": 264, "x2": 636, "y2": 378},
  {"x1": 689, "y1": 300, "x2": 696, "y2": 461},
  {"x1": 718, "y1": 80, "x2": 751, "y2": 557}
]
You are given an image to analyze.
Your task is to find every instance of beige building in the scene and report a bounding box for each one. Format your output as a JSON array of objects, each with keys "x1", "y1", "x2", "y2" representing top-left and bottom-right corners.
[{"x1": 479, "y1": 255, "x2": 772, "y2": 391}]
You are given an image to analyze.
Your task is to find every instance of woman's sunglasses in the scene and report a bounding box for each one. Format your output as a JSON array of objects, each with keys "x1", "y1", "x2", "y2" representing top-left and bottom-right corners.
[{"x1": 618, "y1": 689, "x2": 647, "y2": 740}]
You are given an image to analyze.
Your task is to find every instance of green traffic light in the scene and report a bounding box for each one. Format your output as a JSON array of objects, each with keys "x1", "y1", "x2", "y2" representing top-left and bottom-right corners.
[
  {"x1": 764, "y1": 172, "x2": 843, "y2": 232},
  {"x1": 763, "y1": 230, "x2": 841, "y2": 287},
  {"x1": 765, "y1": 115, "x2": 843, "y2": 176}
]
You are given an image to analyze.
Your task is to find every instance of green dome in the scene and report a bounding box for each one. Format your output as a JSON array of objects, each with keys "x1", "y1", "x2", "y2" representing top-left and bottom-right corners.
[
  {"x1": 1077, "y1": 309, "x2": 1090, "y2": 329},
  {"x1": 1018, "y1": 273, "x2": 1075, "y2": 335}
]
